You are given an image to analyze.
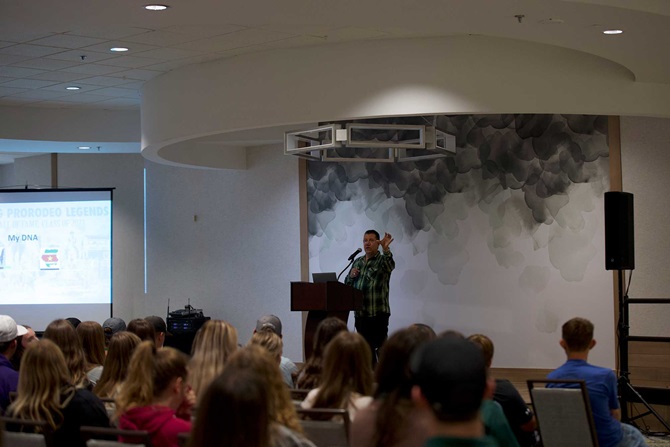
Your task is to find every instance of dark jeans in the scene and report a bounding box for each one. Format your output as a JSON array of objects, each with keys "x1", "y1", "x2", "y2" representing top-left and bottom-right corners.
[{"x1": 355, "y1": 314, "x2": 390, "y2": 366}]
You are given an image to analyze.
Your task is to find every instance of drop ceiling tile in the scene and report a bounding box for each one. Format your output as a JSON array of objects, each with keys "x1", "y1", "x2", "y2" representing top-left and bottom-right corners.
[
  {"x1": 66, "y1": 27, "x2": 152, "y2": 40},
  {"x1": 0, "y1": 66, "x2": 45, "y2": 77},
  {"x1": 176, "y1": 28, "x2": 294, "y2": 52},
  {"x1": 42, "y1": 82, "x2": 104, "y2": 93},
  {"x1": 142, "y1": 58, "x2": 199, "y2": 72},
  {"x1": 0, "y1": 30, "x2": 55, "y2": 43},
  {"x1": 94, "y1": 97, "x2": 140, "y2": 108},
  {"x1": 0, "y1": 76, "x2": 15, "y2": 83},
  {"x1": 46, "y1": 50, "x2": 116, "y2": 63},
  {"x1": 28, "y1": 71, "x2": 88, "y2": 82},
  {"x1": 11, "y1": 58, "x2": 79, "y2": 70},
  {"x1": 6, "y1": 90, "x2": 68, "y2": 100},
  {"x1": 0, "y1": 44, "x2": 65, "y2": 57},
  {"x1": 0, "y1": 97, "x2": 40, "y2": 106},
  {"x1": 0, "y1": 86, "x2": 29, "y2": 97},
  {"x1": 0, "y1": 54, "x2": 32, "y2": 66},
  {"x1": 0, "y1": 42, "x2": 15, "y2": 49},
  {"x1": 29, "y1": 34, "x2": 108, "y2": 49},
  {"x1": 81, "y1": 41, "x2": 158, "y2": 55},
  {"x1": 1, "y1": 78, "x2": 59, "y2": 89},
  {"x1": 110, "y1": 68, "x2": 162, "y2": 81},
  {"x1": 90, "y1": 87, "x2": 140, "y2": 98},
  {"x1": 114, "y1": 80, "x2": 144, "y2": 90},
  {"x1": 55, "y1": 93, "x2": 111, "y2": 103},
  {"x1": 162, "y1": 24, "x2": 247, "y2": 39},
  {"x1": 326, "y1": 27, "x2": 389, "y2": 41},
  {"x1": 101, "y1": 55, "x2": 157, "y2": 68},
  {"x1": 76, "y1": 76, "x2": 134, "y2": 87},
  {"x1": 134, "y1": 47, "x2": 203, "y2": 61},
  {"x1": 62, "y1": 64, "x2": 127, "y2": 76},
  {"x1": 121, "y1": 30, "x2": 201, "y2": 47}
]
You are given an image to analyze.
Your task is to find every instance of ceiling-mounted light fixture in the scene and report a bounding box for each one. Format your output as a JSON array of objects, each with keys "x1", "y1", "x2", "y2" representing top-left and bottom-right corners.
[
  {"x1": 78, "y1": 146, "x2": 91, "y2": 150},
  {"x1": 65, "y1": 86, "x2": 81, "y2": 90},
  {"x1": 144, "y1": 4, "x2": 169, "y2": 10},
  {"x1": 603, "y1": 29, "x2": 623, "y2": 35},
  {"x1": 110, "y1": 47, "x2": 129, "y2": 52}
]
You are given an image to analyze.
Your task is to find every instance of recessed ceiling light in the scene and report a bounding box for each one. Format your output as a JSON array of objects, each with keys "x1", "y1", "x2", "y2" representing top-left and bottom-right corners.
[
  {"x1": 78, "y1": 146, "x2": 91, "y2": 150},
  {"x1": 65, "y1": 86, "x2": 81, "y2": 90},
  {"x1": 110, "y1": 47, "x2": 129, "y2": 52},
  {"x1": 603, "y1": 29, "x2": 623, "y2": 35},
  {"x1": 144, "y1": 4, "x2": 169, "y2": 10}
]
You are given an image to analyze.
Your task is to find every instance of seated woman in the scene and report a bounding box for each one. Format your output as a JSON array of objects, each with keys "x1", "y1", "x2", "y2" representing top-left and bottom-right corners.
[
  {"x1": 249, "y1": 327, "x2": 283, "y2": 365},
  {"x1": 116, "y1": 341, "x2": 194, "y2": 447},
  {"x1": 43, "y1": 318, "x2": 90, "y2": 389},
  {"x1": 300, "y1": 331, "x2": 373, "y2": 421},
  {"x1": 93, "y1": 331, "x2": 141, "y2": 399},
  {"x1": 6, "y1": 339, "x2": 110, "y2": 447},
  {"x1": 76, "y1": 321, "x2": 107, "y2": 386},
  {"x1": 295, "y1": 317, "x2": 348, "y2": 390},
  {"x1": 190, "y1": 345, "x2": 314, "y2": 447}
]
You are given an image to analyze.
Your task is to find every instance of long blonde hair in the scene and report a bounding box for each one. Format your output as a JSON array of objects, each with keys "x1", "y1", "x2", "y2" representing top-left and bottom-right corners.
[
  {"x1": 225, "y1": 345, "x2": 302, "y2": 434},
  {"x1": 94, "y1": 332, "x2": 141, "y2": 398},
  {"x1": 43, "y1": 319, "x2": 89, "y2": 388},
  {"x1": 248, "y1": 328, "x2": 283, "y2": 363},
  {"x1": 188, "y1": 320, "x2": 238, "y2": 400},
  {"x1": 115, "y1": 341, "x2": 188, "y2": 418},
  {"x1": 77, "y1": 321, "x2": 107, "y2": 370},
  {"x1": 8, "y1": 340, "x2": 76, "y2": 429}
]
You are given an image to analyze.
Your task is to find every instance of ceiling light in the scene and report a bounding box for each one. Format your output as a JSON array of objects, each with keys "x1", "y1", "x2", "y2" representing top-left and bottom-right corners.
[
  {"x1": 110, "y1": 47, "x2": 129, "y2": 52},
  {"x1": 603, "y1": 29, "x2": 623, "y2": 35},
  {"x1": 65, "y1": 86, "x2": 81, "y2": 90},
  {"x1": 78, "y1": 146, "x2": 91, "y2": 150},
  {"x1": 144, "y1": 4, "x2": 169, "y2": 10}
]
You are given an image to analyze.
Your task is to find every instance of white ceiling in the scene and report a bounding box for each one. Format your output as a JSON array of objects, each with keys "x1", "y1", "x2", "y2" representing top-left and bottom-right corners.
[{"x1": 1, "y1": 0, "x2": 669, "y2": 160}]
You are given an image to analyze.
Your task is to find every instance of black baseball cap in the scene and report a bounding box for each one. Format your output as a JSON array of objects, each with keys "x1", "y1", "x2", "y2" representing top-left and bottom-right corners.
[{"x1": 145, "y1": 315, "x2": 171, "y2": 336}]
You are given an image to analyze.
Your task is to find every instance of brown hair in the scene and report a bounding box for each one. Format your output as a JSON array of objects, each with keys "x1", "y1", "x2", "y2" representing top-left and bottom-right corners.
[
  {"x1": 43, "y1": 319, "x2": 88, "y2": 388},
  {"x1": 249, "y1": 328, "x2": 283, "y2": 362},
  {"x1": 225, "y1": 345, "x2": 302, "y2": 433},
  {"x1": 562, "y1": 317, "x2": 594, "y2": 351},
  {"x1": 8, "y1": 340, "x2": 75, "y2": 429},
  {"x1": 311, "y1": 331, "x2": 373, "y2": 410},
  {"x1": 467, "y1": 333, "x2": 494, "y2": 367},
  {"x1": 296, "y1": 317, "x2": 348, "y2": 389},
  {"x1": 77, "y1": 321, "x2": 107, "y2": 370},
  {"x1": 188, "y1": 320, "x2": 238, "y2": 401},
  {"x1": 115, "y1": 341, "x2": 188, "y2": 418},
  {"x1": 126, "y1": 319, "x2": 156, "y2": 344},
  {"x1": 94, "y1": 331, "x2": 141, "y2": 398}
]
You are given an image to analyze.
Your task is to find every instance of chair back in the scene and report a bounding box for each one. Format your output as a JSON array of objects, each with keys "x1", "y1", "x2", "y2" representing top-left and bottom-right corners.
[
  {"x1": 80, "y1": 425, "x2": 152, "y2": 447},
  {"x1": 290, "y1": 389, "x2": 311, "y2": 401},
  {"x1": 0, "y1": 416, "x2": 52, "y2": 447},
  {"x1": 527, "y1": 380, "x2": 598, "y2": 447},
  {"x1": 296, "y1": 408, "x2": 350, "y2": 447}
]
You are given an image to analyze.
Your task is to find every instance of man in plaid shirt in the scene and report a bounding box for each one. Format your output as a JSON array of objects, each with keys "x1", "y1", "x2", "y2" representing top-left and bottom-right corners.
[{"x1": 345, "y1": 229, "x2": 395, "y2": 364}]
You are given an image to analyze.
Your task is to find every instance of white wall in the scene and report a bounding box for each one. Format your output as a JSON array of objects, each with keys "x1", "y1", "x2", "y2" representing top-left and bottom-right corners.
[
  {"x1": 144, "y1": 144, "x2": 304, "y2": 360},
  {"x1": 620, "y1": 116, "x2": 670, "y2": 337}
]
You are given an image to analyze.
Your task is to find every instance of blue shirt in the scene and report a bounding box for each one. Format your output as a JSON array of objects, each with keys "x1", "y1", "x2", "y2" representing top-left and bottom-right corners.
[
  {"x1": 0, "y1": 353, "x2": 19, "y2": 410},
  {"x1": 547, "y1": 359, "x2": 622, "y2": 447}
]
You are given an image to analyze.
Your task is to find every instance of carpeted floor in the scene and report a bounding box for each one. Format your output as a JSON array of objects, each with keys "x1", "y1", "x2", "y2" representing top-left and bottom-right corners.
[{"x1": 646, "y1": 434, "x2": 670, "y2": 446}]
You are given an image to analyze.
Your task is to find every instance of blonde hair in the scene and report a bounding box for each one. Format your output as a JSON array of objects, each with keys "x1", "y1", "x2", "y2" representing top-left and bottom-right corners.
[
  {"x1": 8, "y1": 340, "x2": 75, "y2": 429},
  {"x1": 225, "y1": 345, "x2": 302, "y2": 434},
  {"x1": 43, "y1": 319, "x2": 89, "y2": 388},
  {"x1": 115, "y1": 341, "x2": 188, "y2": 418},
  {"x1": 188, "y1": 320, "x2": 238, "y2": 400},
  {"x1": 94, "y1": 331, "x2": 141, "y2": 398},
  {"x1": 77, "y1": 321, "x2": 107, "y2": 370},
  {"x1": 249, "y1": 328, "x2": 283, "y2": 362}
]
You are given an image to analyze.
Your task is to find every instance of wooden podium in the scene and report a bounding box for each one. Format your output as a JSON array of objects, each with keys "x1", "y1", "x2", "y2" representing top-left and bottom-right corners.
[{"x1": 291, "y1": 281, "x2": 363, "y2": 359}]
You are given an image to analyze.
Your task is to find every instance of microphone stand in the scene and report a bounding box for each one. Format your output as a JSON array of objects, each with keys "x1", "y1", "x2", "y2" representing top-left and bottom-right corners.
[{"x1": 337, "y1": 259, "x2": 355, "y2": 281}]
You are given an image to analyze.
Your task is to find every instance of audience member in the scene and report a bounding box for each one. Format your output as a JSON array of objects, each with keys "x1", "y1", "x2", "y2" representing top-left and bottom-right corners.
[
  {"x1": 188, "y1": 319, "x2": 238, "y2": 401},
  {"x1": 77, "y1": 321, "x2": 107, "y2": 385},
  {"x1": 116, "y1": 341, "x2": 194, "y2": 447},
  {"x1": 126, "y1": 318, "x2": 156, "y2": 344},
  {"x1": 255, "y1": 314, "x2": 298, "y2": 388},
  {"x1": 548, "y1": 317, "x2": 648, "y2": 447},
  {"x1": 94, "y1": 331, "x2": 141, "y2": 399},
  {"x1": 296, "y1": 317, "x2": 348, "y2": 389},
  {"x1": 301, "y1": 331, "x2": 373, "y2": 421},
  {"x1": 145, "y1": 315, "x2": 170, "y2": 348},
  {"x1": 411, "y1": 323, "x2": 437, "y2": 339},
  {"x1": 7, "y1": 340, "x2": 109, "y2": 447},
  {"x1": 102, "y1": 317, "x2": 126, "y2": 346},
  {"x1": 468, "y1": 333, "x2": 537, "y2": 447},
  {"x1": 351, "y1": 325, "x2": 435, "y2": 447},
  {"x1": 410, "y1": 336, "x2": 497, "y2": 446},
  {"x1": 0, "y1": 315, "x2": 27, "y2": 410},
  {"x1": 43, "y1": 318, "x2": 89, "y2": 388},
  {"x1": 250, "y1": 327, "x2": 284, "y2": 364},
  {"x1": 10, "y1": 324, "x2": 37, "y2": 371},
  {"x1": 65, "y1": 317, "x2": 82, "y2": 329},
  {"x1": 189, "y1": 348, "x2": 315, "y2": 447},
  {"x1": 225, "y1": 344, "x2": 304, "y2": 435}
]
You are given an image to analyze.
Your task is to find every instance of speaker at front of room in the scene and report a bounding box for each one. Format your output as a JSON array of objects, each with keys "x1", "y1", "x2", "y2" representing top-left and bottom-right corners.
[{"x1": 604, "y1": 191, "x2": 635, "y2": 270}]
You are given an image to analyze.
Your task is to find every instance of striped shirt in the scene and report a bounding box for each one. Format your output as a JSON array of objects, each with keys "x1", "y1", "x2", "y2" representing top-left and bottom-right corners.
[{"x1": 345, "y1": 250, "x2": 395, "y2": 317}]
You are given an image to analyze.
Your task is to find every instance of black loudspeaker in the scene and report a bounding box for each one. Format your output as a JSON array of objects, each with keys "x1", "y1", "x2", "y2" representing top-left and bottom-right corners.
[{"x1": 605, "y1": 191, "x2": 635, "y2": 270}]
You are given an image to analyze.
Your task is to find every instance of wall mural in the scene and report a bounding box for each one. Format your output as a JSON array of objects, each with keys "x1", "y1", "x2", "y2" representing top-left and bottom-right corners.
[{"x1": 307, "y1": 114, "x2": 614, "y2": 368}]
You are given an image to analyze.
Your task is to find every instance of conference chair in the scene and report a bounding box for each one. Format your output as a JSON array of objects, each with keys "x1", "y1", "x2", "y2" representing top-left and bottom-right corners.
[
  {"x1": 527, "y1": 379, "x2": 598, "y2": 447},
  {"x1": 80, "y1": 425, "x2": 152, "y2": 447},
  {"x1": 0, "y1": 416, "x2": 53, "y2": 447},
  {"x1": 296, "y1": 407, "x2": 350, "y2": 447}
]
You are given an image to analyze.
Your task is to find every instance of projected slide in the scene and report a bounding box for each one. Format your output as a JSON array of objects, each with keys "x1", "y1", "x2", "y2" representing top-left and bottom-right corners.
[{"x1": 0, "y1": 190, "x2": 112, "y2": 306}]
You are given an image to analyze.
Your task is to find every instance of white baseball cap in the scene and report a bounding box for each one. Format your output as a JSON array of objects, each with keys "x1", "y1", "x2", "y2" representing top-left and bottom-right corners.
[{"x1": 0, "y1": 315, "x2": 28, "y2": 343}]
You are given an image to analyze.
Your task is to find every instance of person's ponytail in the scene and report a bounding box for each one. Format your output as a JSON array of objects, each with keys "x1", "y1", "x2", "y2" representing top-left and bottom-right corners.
[{"x1": 115, "y1": 341, "x2": 156, "y2": 418}]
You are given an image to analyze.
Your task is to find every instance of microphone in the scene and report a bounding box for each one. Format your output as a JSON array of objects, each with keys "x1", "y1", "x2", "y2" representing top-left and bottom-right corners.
[{"x1": 348, "y1": 248, "x2": 362, "y2": 261}]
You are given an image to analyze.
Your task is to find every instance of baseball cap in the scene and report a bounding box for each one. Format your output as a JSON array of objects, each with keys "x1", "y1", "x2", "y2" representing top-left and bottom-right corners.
[
  {"x1": 102, "y1": 317, "x2": 126, "y2": 337},
  {"x1": 256, "y1": 315, "x2": 282, "y2": 337},
  {"x1": 0, "y1": 315, "x2": 28, "y2": 343},
  {"x1": 410, "y1": 335, "x2": 487, "y2": 421},
  {"x1": 145, "y1": 316, "x2": 171, "y2": 336}
]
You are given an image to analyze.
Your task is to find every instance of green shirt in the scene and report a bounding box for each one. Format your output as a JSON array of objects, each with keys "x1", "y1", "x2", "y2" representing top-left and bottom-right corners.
[{"x1": 345, "y1": 250, "x2": 395, "y2": 318}]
